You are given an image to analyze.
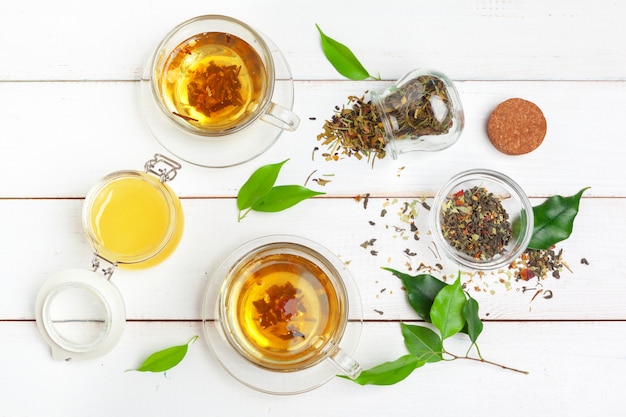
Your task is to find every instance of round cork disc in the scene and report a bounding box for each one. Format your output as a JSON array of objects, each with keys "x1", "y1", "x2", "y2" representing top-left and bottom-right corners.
[{"x1": 487, "y1": 98, "x2": 547, "y2": 155}]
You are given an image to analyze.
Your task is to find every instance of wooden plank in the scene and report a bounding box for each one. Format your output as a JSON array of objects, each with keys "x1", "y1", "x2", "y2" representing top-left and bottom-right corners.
[
  {"x1": 3, "y1": 197, "x2": 622, "y2": 321},
  {"x1": 0, "y1": 320, "x2": 623, "y2": 416},
  {"x1": 0, "y1": 1, "x2": 625, "y2": 81},
  {"x1": 0, "y1": 80, "x2": 623, "y2": 198}
]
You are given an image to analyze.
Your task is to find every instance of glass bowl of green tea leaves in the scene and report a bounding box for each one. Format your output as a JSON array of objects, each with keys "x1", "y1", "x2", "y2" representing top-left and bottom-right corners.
[{"x1": 430, "y1": 169, "x2": 534, "y2": 271}]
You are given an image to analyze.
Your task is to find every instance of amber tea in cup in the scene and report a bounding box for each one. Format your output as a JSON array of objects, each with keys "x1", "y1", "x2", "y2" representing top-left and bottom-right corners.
[
  {"x1": 158, "y1": 32, "x2": 267, "y2": 132},
  {"x1": 219, "y1": 242, "x2": 352, "y2": 372},
  {"x1": 150, "y1": 15, "x2": 299, "y2": 136}
]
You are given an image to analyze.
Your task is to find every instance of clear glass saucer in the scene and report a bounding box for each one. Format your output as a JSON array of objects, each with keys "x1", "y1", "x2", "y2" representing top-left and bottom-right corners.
[
  {"x1": 140, "y1": 32, "x2": 295, "y2": 168},
  {"x1": 201, "y1": 235, "x2": 363, "y2": 395}
]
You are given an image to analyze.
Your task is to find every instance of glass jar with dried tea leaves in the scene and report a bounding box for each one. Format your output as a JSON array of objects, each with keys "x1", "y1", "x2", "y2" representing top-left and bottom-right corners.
[
  {"x1": 372, "y1": 69, "x2": 464, "y2": 158},
  {"x1": 430, "y1": 169, "x2": 534, "y2": 271},
  {"x1": 317, "y1": 69, "x2": 464, "y2": 163}
]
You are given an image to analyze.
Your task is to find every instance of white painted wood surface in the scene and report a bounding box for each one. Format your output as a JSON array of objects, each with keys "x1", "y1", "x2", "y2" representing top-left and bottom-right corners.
[{"x1": 1, "y1": 1, "x2": 625, "y2": 416}]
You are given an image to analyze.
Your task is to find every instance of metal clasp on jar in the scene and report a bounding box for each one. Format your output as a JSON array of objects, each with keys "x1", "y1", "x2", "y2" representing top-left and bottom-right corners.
[
  {"x1": 144, "y1": 153, "x2": 182, "y2": 183},
  {"x1": 91, "y1": 253, "x2": 117, "y2": 280}
]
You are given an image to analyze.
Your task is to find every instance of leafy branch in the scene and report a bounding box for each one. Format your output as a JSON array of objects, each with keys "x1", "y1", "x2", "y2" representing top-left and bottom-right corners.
[{"x1": 342, "y1": 272, "x2": 527, "y2": 386}]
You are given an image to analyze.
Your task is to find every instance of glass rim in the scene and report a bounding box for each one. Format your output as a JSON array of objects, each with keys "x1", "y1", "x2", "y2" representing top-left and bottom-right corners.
[
  {"x1": 218, "y1": 239, "x2": 349, "y2": 372},
  {"x1": 148, "y1": 14, "x2": 276, "y2": 137}
]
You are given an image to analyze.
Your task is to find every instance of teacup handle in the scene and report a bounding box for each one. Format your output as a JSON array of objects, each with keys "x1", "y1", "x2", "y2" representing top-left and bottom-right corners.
[
  {"x1": 327, "y1": 347, "x2": 362, "y2": 380},
  {"x1": 261, "y1": 102, "x2": 300, "y2": 131}
]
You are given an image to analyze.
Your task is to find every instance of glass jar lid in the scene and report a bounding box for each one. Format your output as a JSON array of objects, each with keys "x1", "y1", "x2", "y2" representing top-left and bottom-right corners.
[{"x1": 35, "y1": 268, "x2": 125, "y2": 360}]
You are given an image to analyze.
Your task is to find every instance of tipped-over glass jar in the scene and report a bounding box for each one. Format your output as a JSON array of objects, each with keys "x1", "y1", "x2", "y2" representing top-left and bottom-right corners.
[{"x1": 371, "y1": 68, "x2": 464, "y2": 158}]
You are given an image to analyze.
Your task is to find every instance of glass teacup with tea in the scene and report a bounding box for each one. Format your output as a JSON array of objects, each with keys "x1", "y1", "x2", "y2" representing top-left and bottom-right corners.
[
  {"x1": 202, "y1": 235, "x2": 362, "y2": 394},
  {"x1": 149, "y1": 15, "x2": 300, "y2": 136}
]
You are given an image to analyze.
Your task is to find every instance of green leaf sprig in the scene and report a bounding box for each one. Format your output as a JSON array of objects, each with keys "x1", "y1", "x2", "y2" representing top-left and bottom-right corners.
[
  {"x1": 315, "y1": 24, "x2": 378, "y2": 80},
  {"x1": 529, "y1": 187, "x2": 589, "y2": 250},
  {"x1": 127, "y1": 335, "x2": 198, "y2": 373},
  {"x1": 237, "y1": 159, "x2": 325, "y2": 221},
  {"x1": 345, "y1": 271, "x2": 527, "y2": 386}
]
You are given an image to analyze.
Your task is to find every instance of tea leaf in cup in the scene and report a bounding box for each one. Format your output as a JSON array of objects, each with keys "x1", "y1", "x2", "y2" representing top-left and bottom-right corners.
[
  {"x1": 430, "y1": 277, "x2": 466, "y2": 340},
  {"x1": 127, "y1": 335, "x2": 198, "y2": 373},
  {"x1": 315, "y1": 24, "x2": 374, "y2": 80},
  {"x1": 528, "y1": 187, "x2": 590, "y2": 250}
]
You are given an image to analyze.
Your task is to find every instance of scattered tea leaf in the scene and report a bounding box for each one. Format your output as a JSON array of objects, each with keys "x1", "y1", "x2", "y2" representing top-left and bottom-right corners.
[
  {"x1": 342, "y1": 354, "x2": 424, "y2": 386},
  {"x1": 251, "y1": 185, "x2": 325, "y2": 212},
  {"x1": 237, "y1": 159, "x2": 288, "y2": 211},
  {"x1": 401, "y1": 323, "x2": 443, "y2": 363},
  {"x1": 127, "y1": 336, "x2": 198, "y2": 373},
  {"x1": 313, "y1": 178, "x2": 332, "y2": 186},
  {"x1": 528, "y1": 187, "x2": 589, "y2": 250},
  {"x1": 315, "y1": 24, "x2": 373, "y2": 80},
  {"x1": 430, "y1": 278, "x2": 466, "y2": 340}
]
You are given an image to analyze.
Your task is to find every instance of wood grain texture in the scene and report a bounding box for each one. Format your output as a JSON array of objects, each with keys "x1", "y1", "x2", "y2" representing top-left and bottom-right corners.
[
  {"x1": 0, "y1": 80, "x2": 623, "y2": 198},
  {"x1": 0, "y1": 1, "x2": 624, "y2": 81},
  {"x1": 1, "y1": 197, "x2": 620, "y2": 321},
  {"x1": 0, "y1": 1, "x2": 624, "y2": 414},
  {"x1": 0, "y1": 321, "x2": 624, "y2": 416}
]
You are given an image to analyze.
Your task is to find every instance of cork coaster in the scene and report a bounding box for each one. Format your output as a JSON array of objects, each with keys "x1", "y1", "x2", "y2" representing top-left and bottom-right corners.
[{"x1": 487, "y1": 98, "x2": 547, "y2": 155}]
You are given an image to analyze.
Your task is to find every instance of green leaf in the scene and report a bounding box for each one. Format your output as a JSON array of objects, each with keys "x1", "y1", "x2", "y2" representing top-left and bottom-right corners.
[
  {"x1": 383, "y1": 268, "x2": 447, "y2": 322},
  {"x1": 342, "y1": 354, "x2": 424, "y2": 386},
  {"x1": 528, "y1": 187, "x2": 589, "y2": 250},
  {"x1": 462, "y1": 294, "x2": 483, "y2": 344},
  {"x1": 127, "y1": 336, "x2": 198, "y2": 373},
  {"x1": 430, "y1": 278, "x2": 466, "y2": 340},
  {"x1": 237, "y1": 159, "x2": 288, "y2": 211},
  {"x1": 315, "y1": 24, "x2": 372, "y2": 80},
  {"x1": 401, "y1": 323, "x2": 443, "y2": 363},
  {"x1": 251, "y1": 185, "x2": 325, "y2": 212}
]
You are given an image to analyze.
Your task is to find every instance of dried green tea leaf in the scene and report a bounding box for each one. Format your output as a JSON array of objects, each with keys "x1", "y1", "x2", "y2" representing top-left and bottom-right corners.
[
  {"x1": 315, "y1": 24, "x2": 373, "y2": 80},
  {"x1": 528, "y1": 187, "x2": 589, "y2": 250},
  {"x1": 237, "y1": 159, "x2": 288, "y2": 211},
  {"x1": 128, "y1": 336, "x2": 198, "y2": 373},
  {"x1": 341, "y1": 354, "x2": 424, "y2": 386},
  {"x1": 430, "y1": 278, "x2": 466, "y2": 340},
  {"x1": 251, "y1": 185, "x2": 325, "y2": 212},
  {"x1": 401, "y1": 323, "x2": 443, "y2": 363}
]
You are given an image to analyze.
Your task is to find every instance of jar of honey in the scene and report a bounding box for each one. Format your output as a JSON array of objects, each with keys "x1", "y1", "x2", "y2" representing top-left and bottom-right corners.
[{"x1": 35, "y1": 154, "x2": 184, "y2": 360}]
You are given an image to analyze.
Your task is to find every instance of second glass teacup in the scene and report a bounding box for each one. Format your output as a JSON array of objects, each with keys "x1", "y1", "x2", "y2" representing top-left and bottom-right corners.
[
  {"x1": 149, "y1": 15, "x2": 300, "y2": 136},
  {"x1": 203, "y1": 235, "x2": 362, "y2": 394}
]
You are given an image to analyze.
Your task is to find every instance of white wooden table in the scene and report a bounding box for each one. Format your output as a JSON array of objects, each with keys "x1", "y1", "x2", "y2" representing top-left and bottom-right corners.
[{"x1": 1, "y1": 1, "x2": 625, "y2": 415}]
